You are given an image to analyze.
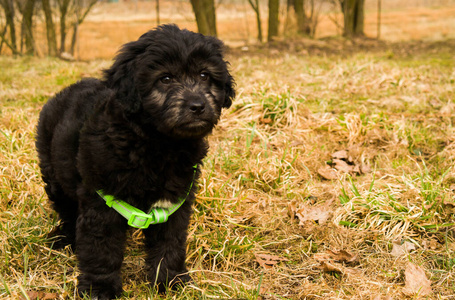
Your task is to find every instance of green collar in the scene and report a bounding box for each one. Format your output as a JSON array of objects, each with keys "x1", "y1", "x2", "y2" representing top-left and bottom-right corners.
[{"x1": 96, "y1": 165, "x2": 197, "y2": 229}]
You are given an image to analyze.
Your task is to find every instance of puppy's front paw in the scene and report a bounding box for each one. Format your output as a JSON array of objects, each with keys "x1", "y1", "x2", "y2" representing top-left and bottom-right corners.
[
  {"x1": 169, "y1": 272, "x2": 192, "y2": 289},
  {"x1": 47, "y1": 223, "x2": 75, "y2": 249},
  {"x1": 77, "y1": 286, "x2": 122, "y2": 300},
  {"x1": 77, "y1": 274, "x2": 123, "y2": 300},
  {"x1": 149, "y1": 269, "x2": 192, "y2": 293}
]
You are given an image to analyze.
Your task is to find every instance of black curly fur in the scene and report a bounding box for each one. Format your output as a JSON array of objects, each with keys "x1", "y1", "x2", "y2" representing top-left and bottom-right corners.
[{"x1": 35, "y1": 24, "x2": 235, "y2": 299}]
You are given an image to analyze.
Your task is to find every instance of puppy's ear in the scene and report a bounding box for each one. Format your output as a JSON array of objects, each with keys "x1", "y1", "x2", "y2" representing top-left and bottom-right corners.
[
  {"x1": 103, "y1": 40, "x2": 145, "y2": 115},
  {"x1": 223, "y1": 72, "x2": 235, "y2": 109}
]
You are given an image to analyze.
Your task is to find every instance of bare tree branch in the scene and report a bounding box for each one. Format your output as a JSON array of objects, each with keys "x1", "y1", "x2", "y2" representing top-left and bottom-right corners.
[
  {"x1": 247, "y1": 0, "x2": 262, "y2": 42},
  {"x1": 77, "y1": 0, "x2": 98, "y2": 24},
  {"x1": 0, "y1": 27, "x2": 21, "y2": 54}
]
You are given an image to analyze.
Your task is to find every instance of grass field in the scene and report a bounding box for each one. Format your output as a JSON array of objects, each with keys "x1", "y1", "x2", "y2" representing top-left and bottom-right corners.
[{"x1": 1, "y1": 22, "x2": 455, "y2": 300}]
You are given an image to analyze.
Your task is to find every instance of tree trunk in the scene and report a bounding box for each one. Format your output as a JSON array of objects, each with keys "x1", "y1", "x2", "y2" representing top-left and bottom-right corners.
[
  {"x1": 0, "y1": 27, "x2": 5, "y2": 52},
  {"x1": 377, "y1": 0, "x2": 381, "y2": 39},
  {"x1": 42, "y1": 0, "x2": 58, "y2": 56},
  {"x1": 190, "y1": 0, "x2": 209, "y2": 35},
  {"x1": 70, "y1": 22, "x2": 78, "y2": 56},
  {"x1": 287, "y1": 0, "x2": 294, "y2": 11},
  {"x1": 268, "y1": 0, "x2": 279, "y2": 41},
  {"x1": 2, "y1": 0, "x2": 17, "y2": 52},
  {"x1": 21, "y1": 0, "x2": 36, "y2": 55},
  {"x1": 205, "y1": 0, "x2": 216, "y2": 36},
  {"x1": 156, "y1": 0, "x2": 160, "y2": 25},
  {"x1": 255, "y1": 2, "x2": 263, "y2": 42},
  {"x1": 58, "y1": 0, "x2": 71, "y2": 54},
  {"x1": 190, "y1": 0, "x2": 217, "y2": 36},
  {"x1": 342, "y1": 0, "x2": 364, "y2": 37},
  {"x1": 294, "y1": 0, "x2": 311, "y2": 36}
]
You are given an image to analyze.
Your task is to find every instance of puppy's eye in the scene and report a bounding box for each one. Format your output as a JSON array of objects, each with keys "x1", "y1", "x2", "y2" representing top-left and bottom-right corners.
[
  {"x1": 160, "y1": 76, "x2": 173, "y2": 84},
  {"x1": 200, "y1": 72, "x2": 209, "y2": 81}
]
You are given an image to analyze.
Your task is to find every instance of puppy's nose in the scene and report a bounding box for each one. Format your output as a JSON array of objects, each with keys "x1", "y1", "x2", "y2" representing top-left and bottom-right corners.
[{"x1": 189, "y1": 99, "x2": 206, "y2": 115}]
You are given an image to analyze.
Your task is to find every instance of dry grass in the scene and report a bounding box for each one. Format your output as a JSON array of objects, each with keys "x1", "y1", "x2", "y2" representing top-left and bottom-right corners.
[{"x1": 1, "y1": 36, "x2": 455, "y2": 299}]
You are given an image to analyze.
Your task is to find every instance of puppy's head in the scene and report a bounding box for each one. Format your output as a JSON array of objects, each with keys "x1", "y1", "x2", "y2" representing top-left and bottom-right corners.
[{"x1": 104, "y1": 24, "x2": 235, "y2": 139}]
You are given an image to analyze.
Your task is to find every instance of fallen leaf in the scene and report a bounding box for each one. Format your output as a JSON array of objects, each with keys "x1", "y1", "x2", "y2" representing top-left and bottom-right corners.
[
  {"x1": 290, "y1": 200, "x2": 334, "y2": 225},
  {"x1": 315, "y1": 256, "x2": 359, "y2": 275},
  {"x1": 327, "y1": 249, "x2": 359, "y2": 264},
  {"x1": 297, "y1": 220, "x2": 318, "y2": 235},
  {"x1": 333, "y1": 158, "x2": 354, "y2": 173},
  {"x1": 254, "y1": 253, "x2": 288, "y2": 269},
  {"x1": 443, "y1": 200, "x2": 455, "y2": 214},
  {"x1": 259, "y1": 117, "x2": 273, "y2": 124},
  {"x1": 332, "y1": 150, "x2": 349, "y2": 160},
  {"x1": 352, "y1": 164, "x2": 361, "y2": 174},
  {"x1": 391, "y1": 240, "x2": 416, "y2": 257},
  {"x1": 313, "y1": 252, "x2": 331, "y2": 261},
  {"x1": 290, "y1": 140, "x2": 304, "y2": 147},
  {"x1": 329, "y1": 149, "x2": 371, "y2": 176},
  {"x1": 402, "y1": 262, "x2": 432, "y2": 296},
  {"x1": 318, "y1": 165, "x2": 338, "y2": 180},
  {"x1": 360, "y1": 163, "x2": 371, "y2": 174},
  {"x1": 24, "y1": 291, "x2": 59, "y2": 300},
  {"x1": 318, "y1": 260, "x2": 343, "y2": 273},
  {"x1": 258, "y1": 284, "x2": 270, "y2": 296},
  {"x1": 422, "y1": 239, "x2": 440, "y2": 250},
  {"x1": 371, "y1": 295, "x2": 392, "y2": 300},
  {"x1": 296, "y1": 206, "x2": 332, "y2": 225},
  {"x1": 314, "y1": 249, "x2": 359, "y2": 265},
  {"x1": 288, "y1": 203, "x2": 297, "y2": 222}
]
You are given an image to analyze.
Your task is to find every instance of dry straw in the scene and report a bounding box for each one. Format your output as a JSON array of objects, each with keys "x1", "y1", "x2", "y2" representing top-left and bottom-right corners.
[{"x1": 1, "y1": 38, "x2": 455, "y2": 299}]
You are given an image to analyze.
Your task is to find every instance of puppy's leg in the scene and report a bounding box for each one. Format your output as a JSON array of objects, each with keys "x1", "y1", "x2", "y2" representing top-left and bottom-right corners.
[
  {"x1": 44, "y1": 179, "x2": 78, "y2": 249},
  {"x1": 75, "y1": 192, "x2": 127, "y2": 300},
  {"x1": 143, "y1": 201, "x2": 192, "y2": 292}
]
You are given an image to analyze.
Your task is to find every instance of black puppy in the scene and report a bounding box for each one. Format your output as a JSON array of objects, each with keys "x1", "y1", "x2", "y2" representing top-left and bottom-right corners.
[{"x1": 36, "y1": 24, "x2": 235, "y2": 299}]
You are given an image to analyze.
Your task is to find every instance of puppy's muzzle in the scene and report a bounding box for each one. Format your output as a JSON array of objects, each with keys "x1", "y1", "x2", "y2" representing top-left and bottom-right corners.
[
  {"x1": 189, "y1": 99, "x2": 205, "y2": 115},
  {"x1": 185, "y1": 92, "x2": 206, "y2": 116}
]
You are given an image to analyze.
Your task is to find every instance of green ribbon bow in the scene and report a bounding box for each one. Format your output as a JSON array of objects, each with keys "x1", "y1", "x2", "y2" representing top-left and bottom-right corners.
[{"x1": 96, "y1": 165, "x2": 197, "y2": 229}]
